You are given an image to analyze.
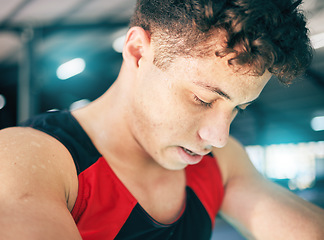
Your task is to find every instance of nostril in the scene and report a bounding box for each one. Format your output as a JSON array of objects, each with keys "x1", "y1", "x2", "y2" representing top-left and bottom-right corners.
[
  {"x1": 198, "y1": 127, "x2": 229, "y2": 148},
  {"x1": 204, "y1": 145, "x2": 213, "y2": 150},
  {"x1": 216, "y1": 138, "x2": 227, "y2": 148}
]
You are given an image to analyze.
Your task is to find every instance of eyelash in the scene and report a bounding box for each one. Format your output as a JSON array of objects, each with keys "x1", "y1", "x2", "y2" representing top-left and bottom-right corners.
[
  {"x1": 194, "y1": 95, "x2": 213, "y2": 108},
  {"x1": 194, "y1": 95, "x2": 246, "y2": 113}
]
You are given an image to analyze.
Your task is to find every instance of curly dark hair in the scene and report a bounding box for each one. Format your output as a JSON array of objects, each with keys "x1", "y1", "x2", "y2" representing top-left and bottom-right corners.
[{"x1": 130, "y1": 0, "x2": 313, "y2": 82}]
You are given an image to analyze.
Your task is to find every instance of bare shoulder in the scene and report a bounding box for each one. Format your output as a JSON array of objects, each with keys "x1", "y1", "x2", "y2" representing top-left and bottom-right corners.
[
  {"x1": 212, "y1": 136, "x2": 324, "y2": 239},
  {"x1": 0, "y1": 127, "x2": 80, "y2": 239},
  {"x1": 0, "y1": 126, "x2": 78, "y2": 209},
  {"x1": 212, "y1": 136, "x2": 258, "y2": 185}
]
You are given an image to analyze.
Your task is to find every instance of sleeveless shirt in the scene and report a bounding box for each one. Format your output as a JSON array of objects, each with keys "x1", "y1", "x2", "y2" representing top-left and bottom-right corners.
[{"x1": 22, "y1": 110, "x2": 224, "y2": 240}]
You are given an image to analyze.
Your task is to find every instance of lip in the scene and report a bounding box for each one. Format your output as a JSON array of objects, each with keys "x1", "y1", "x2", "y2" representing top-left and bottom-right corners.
[{"x1": 177, "y1": 147, "x2": 204, "y2": 165}]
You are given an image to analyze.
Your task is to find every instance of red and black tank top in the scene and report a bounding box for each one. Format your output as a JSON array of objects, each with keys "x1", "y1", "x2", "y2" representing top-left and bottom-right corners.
[{"x1": 22, "y1": 110, "x2": 224, "y2": 240}]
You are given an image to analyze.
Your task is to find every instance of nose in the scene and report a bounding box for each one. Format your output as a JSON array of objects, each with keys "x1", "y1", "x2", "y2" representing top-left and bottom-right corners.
[{"x1": 197, "y1": 110, "x2": 232, "y2": 148}]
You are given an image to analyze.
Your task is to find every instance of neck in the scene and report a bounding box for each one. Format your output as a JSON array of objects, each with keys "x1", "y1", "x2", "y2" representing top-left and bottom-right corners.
[{"x1": 72, "y1": 64, "x2": 163, "y2": 172}]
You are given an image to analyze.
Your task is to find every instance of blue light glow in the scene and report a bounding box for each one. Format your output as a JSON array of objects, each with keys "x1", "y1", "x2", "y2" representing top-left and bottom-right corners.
[
  {"x1": 56, "y1": 58, "x2": 86, "y2": 80},
  {"x1": 0, "y1": 94, "x2": 6, "y2": 110},
  {"x1": 311, "y1": 116, "x2": 324, "y2": 132},
  {"x1": 112, "y1": 35, "x2": 126, "y2": 53}
]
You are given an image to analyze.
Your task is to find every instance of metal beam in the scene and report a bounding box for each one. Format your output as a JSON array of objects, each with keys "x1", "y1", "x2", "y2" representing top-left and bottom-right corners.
[{"x1": 17, "y1": 27, "x2": 38, "y2": 123}]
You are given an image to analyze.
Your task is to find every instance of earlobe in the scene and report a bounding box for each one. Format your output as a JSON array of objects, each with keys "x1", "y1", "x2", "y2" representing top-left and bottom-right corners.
[{"x1": 122, "y1": 27, "x2": 151, "y2": 68}]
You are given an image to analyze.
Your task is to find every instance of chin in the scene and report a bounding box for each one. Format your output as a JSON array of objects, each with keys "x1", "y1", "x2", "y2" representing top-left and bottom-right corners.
[{"x1": 156, "y1": 154, "x2": 188, "y2": 171}]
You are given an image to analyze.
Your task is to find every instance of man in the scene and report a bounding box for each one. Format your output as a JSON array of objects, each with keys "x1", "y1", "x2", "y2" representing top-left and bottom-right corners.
[{"x1": 0, "y1": 0, "x2": 323, "y2": 239}]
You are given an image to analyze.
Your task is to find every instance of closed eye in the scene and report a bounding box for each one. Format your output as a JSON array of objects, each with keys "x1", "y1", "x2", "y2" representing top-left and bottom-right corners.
[{"x1": 194, "y1": 95, "x2": 213, "y2": 108}]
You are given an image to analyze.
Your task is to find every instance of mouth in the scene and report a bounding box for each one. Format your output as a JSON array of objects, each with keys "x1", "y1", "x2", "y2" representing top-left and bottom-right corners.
[
  {"x1": 178, "y1": 147, "x2": 205, "y2": 165},
  {"x1": 181, "y1": 147, "x2": 211, "y2": 156},
  {"x1": 182, "y1": 147, "x2": 198, "y2": 156}
]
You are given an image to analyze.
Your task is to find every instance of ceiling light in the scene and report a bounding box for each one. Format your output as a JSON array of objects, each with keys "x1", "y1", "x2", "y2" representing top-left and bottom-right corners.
[
  {"x1": 0, "y1": 94, "x2": 6, "y2": 110},
  {"x1": 112, "y1": 35, "x2": 126, "y2": 53},
  {"x1": 56, "y1": 58, "x2": 86, "y2": 80},
  {"x1": 311, "y1": 116, "x2": 324, "y2": 131},
  {"x1": 310, "y1": 32, "x2": 324, "y2": 49}
]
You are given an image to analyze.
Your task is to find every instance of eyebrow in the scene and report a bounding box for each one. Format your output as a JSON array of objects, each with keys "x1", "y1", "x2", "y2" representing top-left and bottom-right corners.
[
  {"x1": 194, "y1": 81, "x2": 232, "y2": 100},
  {"x1": 194, "y1": 81, "x2": 258, "y2": 106}
]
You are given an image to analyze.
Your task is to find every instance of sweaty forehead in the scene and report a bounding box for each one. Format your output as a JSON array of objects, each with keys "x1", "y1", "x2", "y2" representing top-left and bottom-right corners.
[
  {"x1": 170, "y1": 55, "x2": 271, "y2": 102},
  {"x1": 177, "y1": 55, "x2": 270, "y2": 84}
]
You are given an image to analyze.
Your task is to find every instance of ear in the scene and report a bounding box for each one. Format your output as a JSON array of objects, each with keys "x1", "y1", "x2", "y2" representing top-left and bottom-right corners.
[{"x1": 122, "y1": 27, "x2": 151, "y2": 68}]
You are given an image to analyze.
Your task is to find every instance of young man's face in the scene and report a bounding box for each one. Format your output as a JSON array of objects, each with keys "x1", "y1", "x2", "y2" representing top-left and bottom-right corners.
[{"x1": 128, "y1": 49, "x2": 271, "y2": 170}]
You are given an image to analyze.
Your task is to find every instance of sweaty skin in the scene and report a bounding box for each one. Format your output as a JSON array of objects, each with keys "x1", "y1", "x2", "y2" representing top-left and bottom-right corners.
[
  {"x1": 0, "y1": 26, "x2": 323, "y2": 239},
  {"x1": 71, "y1": 27, "x2": 270, "y2": 223}
]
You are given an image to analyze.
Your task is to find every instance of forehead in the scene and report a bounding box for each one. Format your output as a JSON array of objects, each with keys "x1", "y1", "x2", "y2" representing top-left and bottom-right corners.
[
  {"x1": 173, "y1": 54, "x2": 270, "y2": 85},
  {"x1": 166, "y1": 55, "x2": 271, "y2": 101}
]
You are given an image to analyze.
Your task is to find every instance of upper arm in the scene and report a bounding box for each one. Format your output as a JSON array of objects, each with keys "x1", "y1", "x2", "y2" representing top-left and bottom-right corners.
[
  {"x1": 0, "y1": 127, "x2": 81, "y2": 239},
  {"x1": 213, "y1": 137, "x2": 324, "y2": 240}
]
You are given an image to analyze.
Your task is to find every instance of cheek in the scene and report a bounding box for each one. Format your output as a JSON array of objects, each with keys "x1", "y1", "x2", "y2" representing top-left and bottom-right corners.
[
  {"x1": 130, "y1": 81, "x2": 176, "y2": 139},
  {"x1": 133, "y1": 86, "x2": 196, "y2": 144}
]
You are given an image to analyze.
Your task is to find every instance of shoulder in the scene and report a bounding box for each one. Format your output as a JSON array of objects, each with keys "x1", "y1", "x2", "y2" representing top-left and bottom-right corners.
[
  {"x1": 0, "y1": 126, "x2": 67, "y2": 159},
  {"x1": 0, "y1": 126, "x2": 81, "y2": 238},
  {"x1": 0, "y1": 126, "x2": 78, "y2": 210},
  {"x1": 212, "y1": 136, "x2": 258, "y2": 186},
  {"x1": 210, "y1": 136, "x2": 263, "y2": 236},
  {"x1": 211, "y1": 137, "x2": 324, "y2": 239},
  {"x1": 0, "y1": 126, "x2": 75, "y2": 167}
]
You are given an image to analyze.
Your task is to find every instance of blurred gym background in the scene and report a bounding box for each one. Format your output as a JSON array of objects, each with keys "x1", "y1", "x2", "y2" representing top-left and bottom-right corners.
[{"x1": 0, "y1": 1, "x2": 323, "y2": 239}]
